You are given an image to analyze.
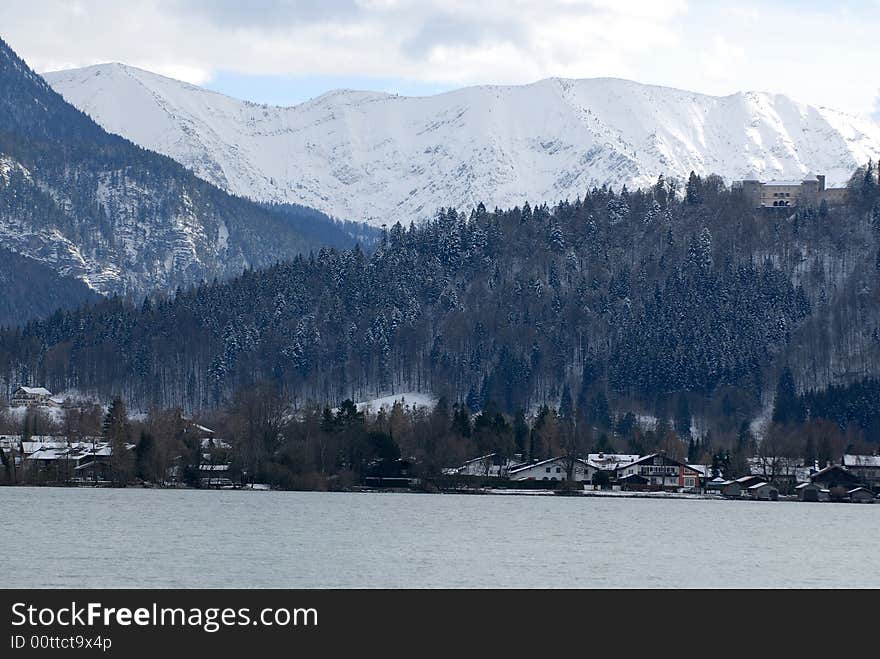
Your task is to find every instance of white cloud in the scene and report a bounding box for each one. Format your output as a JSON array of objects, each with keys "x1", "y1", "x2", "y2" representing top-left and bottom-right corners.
[
  {"x1": 703, "y1": 36, "x2": 746, "y2": 82},
  {"x1": 0, "y1": 0, "x2": 878, "y2": 117}
]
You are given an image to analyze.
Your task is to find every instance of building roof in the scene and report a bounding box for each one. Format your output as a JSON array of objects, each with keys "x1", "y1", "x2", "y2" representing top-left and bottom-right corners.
[
  {"x1": 747, "y1": 481, "x2": 775, "y2": 490},
  {"x1": 619, "y1": 473, "x2": 649, "y2": 481},
  {"x1": 587, "y1": 453, "x2": 639, "y2": 465},
  {"x1": 763, "y1": 180, "x2": 805, "y2": 187},
  {"x1": 795, "y1": 481, "x2": 823, "y2": 490},
  {"x1": 461, "y1": 453, "x2": 499, "y2": 465},
  {"x1": 843, "y1": 455, "x2": 880, "y2": 468},
  {"x1": 626, "y1": 453, "x2": 697, "y2": 471},
  {"x1": 847, "y1": 487, "x2": 874, "y2": 495},
  {"x1": 15, "y1": 386, "x2": 53, "y2": 396},
  {"x1": 508, "y1": 456, "x2": 590, "y2": 474},
  {"x1": 811, "y1": 464, "x2": 857, "y2": 479}
]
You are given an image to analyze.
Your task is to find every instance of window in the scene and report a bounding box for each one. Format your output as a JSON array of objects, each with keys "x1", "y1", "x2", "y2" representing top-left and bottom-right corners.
[
  {"x1": 556, "y1": 467, "x2": 562, "y2": 473},
  {"x1": 545, "y1": 467, "x2": 551, "y2": 473}
]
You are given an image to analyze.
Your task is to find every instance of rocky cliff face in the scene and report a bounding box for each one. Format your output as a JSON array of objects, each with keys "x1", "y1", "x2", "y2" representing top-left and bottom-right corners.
[{"x1": 0, "y1": 39, "x2": 346, "y2": 301}]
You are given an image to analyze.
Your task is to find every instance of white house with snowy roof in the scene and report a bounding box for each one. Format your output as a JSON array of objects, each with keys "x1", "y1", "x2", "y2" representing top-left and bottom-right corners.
[
  {"x1": 508, "y1": 456, "x2": 597, "y2": 483},
  {"x1": 9, "y1": 386, "x2": 61, "y2": 408}
]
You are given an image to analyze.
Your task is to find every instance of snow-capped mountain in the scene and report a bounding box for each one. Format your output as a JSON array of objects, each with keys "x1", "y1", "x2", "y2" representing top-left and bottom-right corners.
[
  {"x1": 47, "y1": 64, "x2": 880, "y2": 225},
  {"x1": 0, "y1": 38, "x2": 353, "y2": 307}
]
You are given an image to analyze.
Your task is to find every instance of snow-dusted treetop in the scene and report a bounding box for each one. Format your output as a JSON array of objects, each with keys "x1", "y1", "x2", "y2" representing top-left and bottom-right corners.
[{"x1": 47, "y1": 64, "x2": 880, "y2": 226}]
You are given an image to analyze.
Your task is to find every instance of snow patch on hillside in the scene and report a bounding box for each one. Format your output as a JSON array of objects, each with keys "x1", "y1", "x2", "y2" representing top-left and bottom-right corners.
[{"x1": 356, "y1": 392, "x2": 438, "y2": 414}]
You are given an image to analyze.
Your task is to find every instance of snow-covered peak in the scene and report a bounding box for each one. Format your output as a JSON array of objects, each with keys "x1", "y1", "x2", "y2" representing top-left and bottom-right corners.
[{"x1": 46, "y1": 64, "x2": 880, "y2": 225}]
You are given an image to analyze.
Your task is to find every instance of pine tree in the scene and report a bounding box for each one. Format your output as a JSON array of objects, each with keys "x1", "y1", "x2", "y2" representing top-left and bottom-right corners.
[
  {"x1": 103, "y1": 397, "x2": 134, "y2": 485},
  {"x1": 675, "y1": 394, "x2": 692, "y2": 438},
  {"x1": 771, "y1": 368, "x2": 804, "y2": 425},
  {"x1": 559, "y1": 383, "x2": 573, "y2": 421},
  {"x1": 685, "y1": 171, "x2": 703, "y2": 205}
]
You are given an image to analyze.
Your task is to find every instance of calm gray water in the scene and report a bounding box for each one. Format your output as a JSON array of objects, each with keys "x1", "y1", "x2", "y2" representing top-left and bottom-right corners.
[{"x1": 1, "y1": 487, "x2": 878, "y2": 588}]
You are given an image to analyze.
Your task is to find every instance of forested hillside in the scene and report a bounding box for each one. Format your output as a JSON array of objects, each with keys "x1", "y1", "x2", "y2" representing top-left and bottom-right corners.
[
  {"x1": 0, "y1": 248, "x2": 99, "y2": 326},
  {"x1": 2, "y1": 167, "x2": 879, "y2": 447}
]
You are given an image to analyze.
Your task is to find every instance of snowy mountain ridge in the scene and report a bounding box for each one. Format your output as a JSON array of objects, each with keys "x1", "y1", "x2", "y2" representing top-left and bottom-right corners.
[
  {"x1": 46, "y1": 64, "x2": 880, "y2": 225},
  {"x1": 0, "y1": 38, "x2": 360, "y2": 307}
]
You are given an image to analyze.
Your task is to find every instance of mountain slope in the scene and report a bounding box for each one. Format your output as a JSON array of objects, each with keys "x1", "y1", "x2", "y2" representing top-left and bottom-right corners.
[
  {"x1": 47, "y1": 64, "x2": 880, "y2": 225},
  {"x1": 0, "y1": 38, "x2": 356, "y2": 300},
  {"x1": 0, "y1": 247, "x2": 99, "y2": 327}
]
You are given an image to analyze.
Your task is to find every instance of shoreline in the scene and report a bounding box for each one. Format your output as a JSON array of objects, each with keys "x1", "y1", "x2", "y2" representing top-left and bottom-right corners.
[
  {"x1": 0, "y1": 481, "x2": 814, "y2": 503},
  {"x1": 3, "y1": 482, "x2": 875, "y2": 504}
]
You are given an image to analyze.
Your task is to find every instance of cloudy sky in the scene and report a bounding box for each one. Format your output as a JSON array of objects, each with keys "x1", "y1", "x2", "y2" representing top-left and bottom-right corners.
[{"x1": 2, "y1": 0, "x2": 879, "y2": 118}]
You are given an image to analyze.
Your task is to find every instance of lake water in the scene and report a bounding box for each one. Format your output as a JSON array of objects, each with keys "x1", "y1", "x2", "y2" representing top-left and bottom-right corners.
[{"x1": 2, "y1": 487, "x2": 878, "y2": 588}]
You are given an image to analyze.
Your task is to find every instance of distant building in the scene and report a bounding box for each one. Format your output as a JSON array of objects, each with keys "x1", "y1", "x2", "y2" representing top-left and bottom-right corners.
[
  {"x1": 720, "y1": 475, "x2": 766, "y2": 498},
  {"x1": 21, "y1": 440, "x2": 116, "y2": 483},
  {"x1": 795, "y1": 481, "x2": 830, "y2": 502},
  {"x1": 363, "y1": 458, "x2": 419, "y2": 488},
  {"x1": 747, "y1": 482, "x2": 779, "y2": 501},
  {"x1": 618, "y1": 473, "x2": 650, "y2": 491},
  {"x1": 9, "y1": 386, "x2": 61, "y2": 408},
  {"x1": 810, "y1": 464, "x2": 861, "y2": 491},
  {"x1": 841, "y1": 455, "x2": 880, "y2": 490},
  {"x1": 586, "y1": 453, "x2": 640, "y2": 471},
  {"x1": 735, "y1": 173, "x2": 847, "y2": 208},
  {"x1": 747, "y1": 456, "x2": 811, "y2": 493}
]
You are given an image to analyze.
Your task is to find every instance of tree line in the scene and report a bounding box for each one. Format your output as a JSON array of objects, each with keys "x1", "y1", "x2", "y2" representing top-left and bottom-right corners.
[{"x1": 1, "y1": 165, "x2": 879, "y2": 453}]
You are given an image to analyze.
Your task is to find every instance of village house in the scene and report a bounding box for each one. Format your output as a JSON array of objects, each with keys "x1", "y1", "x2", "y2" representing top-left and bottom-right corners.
[
  {"x1": 841, "y1": 455, "x2": 880, "y2": 490},
  {"x1": 586, "y1": 453, "x2": 640, "y2": 471},
  {"x1": 24, "y1": 441, "x2": 114, "y2": 482},
  {"x1": 615, "y1": 453, "x2": 703, "y2": 490},
  {"x1": 363, "y1": 458, "x2": 420, "y2": 488},
  {"x1": 585, "y1": 453, "x2": 639, "y2": 485},
  {"x1": 846, "y1": 487, "x2": 876, "y2": 504},
  {"x1": 8, "y1": 386, "x2": 62, "y2": 408},
  {"x1": 809, "y1": 465, "x2": 862, "y2": 491},
  {"x1": 618, "y1": 473, "x2": 650, "y2": 491},
  {"x1": 795, "y1": 481, "x2": 830, "y2": 502},
  {"x1": 508, "y1": 456, "x2": 597, "y2": 483},
  {"x1": 720, "y1": 475, "x2": 766, "y2": 498},
  {"x1": 747, "y1": 482, "x2": 779, "y2": 501},
  {"x1": 704, "y1": 474, "x2": 729, "y2": 493},
  {"x1": 747, "y1": 456, "x2": 811, "y2": 493}
]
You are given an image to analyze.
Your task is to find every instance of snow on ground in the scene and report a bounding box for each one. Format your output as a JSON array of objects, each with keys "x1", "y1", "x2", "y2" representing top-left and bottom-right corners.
[
  {"x1": 355, "y1": 392, "x2": 438, "y2": 414},
  {"x1": 5, "y1": 405, "x2": 66, "y2": 424},
  {"x1": 749, "y1": 396, "x2": 775, "y2": 442},
  {"x1": 636, "y1": 414, "x2": 658, "y2": 431}
]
